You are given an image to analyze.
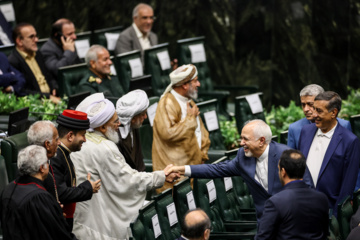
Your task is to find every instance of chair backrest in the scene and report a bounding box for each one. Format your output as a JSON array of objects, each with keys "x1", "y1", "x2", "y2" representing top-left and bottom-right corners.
[
  {"x1": 57, "y1": 63, "x2": 89, "y2": 97},
  {"x1": 139, "y1": 200, "x2": 166, "y2": 240},
  {"x1": 74, "y1": 31, "x2": 92, "y2": 60},
  {"x1": 113, "y1": 50, "x2": 143, "y2": 92},
  {"x1": 7, "y1": 107, "x2": 30, "y2": 136},
  {"x1": 67, "y1": 91, "x2": 91, "y2": 110},
  {"x1": 197, "y1": 99, "x2": 225, "y2": 150},
  {"x1": 224, "y1": 148, "x2": 239, "y2": 160},
  {"x1": 232, "y1": 176, "x2": 255, "y2": 210},
  {"x1": 353, "y1": 189, "x2": 360, "y2": 213},
  {"x1": 37, "y1": 38, "x2": 49, "y2": 49},
  {"x1": 0, "y1": 43, "x2": 14, "y2": 56},
  {"x1": 235, "y1": 92, "x2": 265, "y2": 133},
  {"x1": 0, "y1": 1, "x2": 16, "y2": 28},
  {"x1": 350, "y1": 114, "x2": 360, "y2": 139},
  {"x1": 0, "y1": 155, "x2": 9, "y2": 193},
  {"x1": 153, "y1": 188, "x2": 181, "y2": 239},
  {"x1": 177, "y1": 36, "x2": 213, "y2": 91},
  {"x1": 92, "y1": 26, "x2": 123, "y2": 55},
  {"x1": 173, "y1": 178, "x2": 197, "y2": 228},
  {"x1": 129, "y1": 75, "x2": 153, "y2": 97},
  {"x1": 144, "y1": 43, "x2": 172, "y2": 96},
  {"x1": 1, "y1": 131, "x2": 29, "y2": 182},
  {"x1": 129, "y1": 215, "x2": 147, "y2": 240},
  {"x1": 279, "y1": 130, "x2": 288, "y2": 144},
  {"x1": 329, "y1": 211, "x2": 340, "y2": 240},
  {"x1": 337, "y1": 195, "x2": 354, "y2": 240}
]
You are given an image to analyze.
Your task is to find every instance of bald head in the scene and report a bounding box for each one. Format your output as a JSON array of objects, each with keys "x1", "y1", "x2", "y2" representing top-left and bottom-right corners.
[{"x1": 182, "y1": 209, "x2": 211, "y2": 240}]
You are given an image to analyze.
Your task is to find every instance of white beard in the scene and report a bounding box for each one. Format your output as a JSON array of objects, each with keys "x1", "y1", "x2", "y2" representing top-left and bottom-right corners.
[{"x1": 105, "y1": 126, "x2": 120, "y2": 144}]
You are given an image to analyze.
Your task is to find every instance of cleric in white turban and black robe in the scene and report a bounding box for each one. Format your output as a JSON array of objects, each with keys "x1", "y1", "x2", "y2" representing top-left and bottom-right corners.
[
  {"x1": 70, "y1": 95, "x2": 178, "y2": 240},
  {"x1": 152, "y1": 64, "x2": 211, "y2": 193}
]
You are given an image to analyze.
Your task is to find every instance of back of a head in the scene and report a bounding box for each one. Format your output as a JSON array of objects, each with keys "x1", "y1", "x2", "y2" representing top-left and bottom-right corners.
[
  {"x1": 51, "y1": 18, "x2": 72, "y2": 38},
  {"x1": 27, "y1": 121, "x2": 55, "y2": 146},
  {"x1": 279, "y1": 149, "x2": 306, "y2": 179},
  {"x1": 85, "y1": 44, "x2": 106, "y2": 67},
  {"x1": 18, "y1": 145, "x2": 47, "y2": 176},
  {"x1": 12, "y1": 22, "x2": 33, "y2": 44},
  {"x1": 314, "y1": 91, "x2": 342, "y2": 116},
  {"x1": 244, "y1": 119, "x2": 272, "y2": 144},
  {"x1": 182, "y1": 209, "x2": 211, "y2": 240},
  {"x1": 299, "y1": 84, "x2": 324, "y2": 97}
]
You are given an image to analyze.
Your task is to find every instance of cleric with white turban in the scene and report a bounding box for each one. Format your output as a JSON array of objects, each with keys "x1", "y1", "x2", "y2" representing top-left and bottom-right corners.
[
  {"x1": 116, "y1": 90, "x2": 149, "y2": 138},
  {"x1": 86, "y1": 99, "x2": 115, "y2": 131}
]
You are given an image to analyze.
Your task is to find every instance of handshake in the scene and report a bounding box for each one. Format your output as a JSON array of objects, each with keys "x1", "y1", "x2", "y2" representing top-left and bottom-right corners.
[{"x1": 163, "y1": 165, "x2": 186, "y2": 183}]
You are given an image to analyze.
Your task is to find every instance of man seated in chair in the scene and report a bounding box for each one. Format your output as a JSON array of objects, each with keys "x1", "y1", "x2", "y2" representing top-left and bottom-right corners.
[
  {"x1": 70, "y1": 95, "x2": 179, "y2": 239},
  {"x1": 41, "y1": 18, "x2": 82, "y2": 81},
  {"x1": 78, "y1": 44, "x2": 124, "y2": 98},
  {"x1": 256, "y1": 149, "x2": 328, "y2": 240},
  {"x1": 178, "y1": 209, "x2": 211, "y2": 240},
  {"x1": 0, "y1": 52, "x2": 25, "y2": 95},
  {"x1": 116, "y1": 89, "x2": 149, "y2": 171},
  {"x1": 0, "y1": 145, "x2": 76, "y2": 239}
]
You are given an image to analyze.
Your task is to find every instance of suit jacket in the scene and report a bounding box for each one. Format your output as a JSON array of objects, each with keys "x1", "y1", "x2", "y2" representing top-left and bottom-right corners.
[
  {"x1": 256, "y1": 181, "x2": 329, "y2": 240},
  {"x1": 190, "y1": 141, "x2": 294, "y2": 219},
  {"x1": 299, "y1": 123, "x2": 360, "y2": 216},
  {"x1": 40, "y1": 38, "x2": 82, "y2": 81},
  {"x1": 114, "y1": 25, "x2": 158, "y2": 57},
  {"x1": 0, "y1": 11, "x2": 13, "y2": 45},
  {"x1": 288, "y1": 117, "x2": 352, "y2": 149},
  {"x1": 0, "y1": 52, "x2": 25, "y2": 95},
  {"x1": 8, "y1": 49, "x2": 58, "y2": 97}
]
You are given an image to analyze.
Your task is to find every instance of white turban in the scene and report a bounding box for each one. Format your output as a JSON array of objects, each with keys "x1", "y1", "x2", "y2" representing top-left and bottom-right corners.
[
  {"x1": 116, "y1": 90, "x2": 149, "y2": 138},
  {"x1": 86, "y1": 99, "x2": 115, "y2": 131},
  {"x1": 161, "y1": 64, "x2": 198, "y2": 98},
  {"x1": 76, "y1": 93, "x2": 105, "y2": 112}
]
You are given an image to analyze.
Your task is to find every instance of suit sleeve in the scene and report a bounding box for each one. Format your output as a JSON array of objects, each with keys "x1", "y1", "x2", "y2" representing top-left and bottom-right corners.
[
  {"x1": 255, "y1": 199, "x2": 279, "y2": 240},
  {"x1": 115, "y1": 31, "x2": 133, "y2": 55},
  {"x1": 287, "y1": 126, "x2": 296, "y2": 149},
  {"x1": 41, "y1": 47, "x2": 79, "y2": 78}
]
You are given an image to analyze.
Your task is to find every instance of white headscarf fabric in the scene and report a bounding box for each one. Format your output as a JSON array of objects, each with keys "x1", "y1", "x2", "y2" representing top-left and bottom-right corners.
[
  {"x1": 116, "y1": 90, "x2": 149, "y2": 138},
  {"x1": 86, "y1": 99, "x2": 115, "y2": 131},
  {"x1": 76, "y1": 93, "x2": 105, "y2": 112},
  {"x1": 161, "y1": 64, "x2": 198, "y2": 98}
]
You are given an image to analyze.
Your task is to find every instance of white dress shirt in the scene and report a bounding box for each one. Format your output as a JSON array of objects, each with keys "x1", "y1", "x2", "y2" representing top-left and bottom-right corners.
[
  {"x1": 306, "y1": 123, "x2": 337, "y2": 187},
  {"x1": 132, "y1": 23, "x2": 151, "y2": 50},
  {"x1": 255, "y1": 145, "x2": 270, "y2": 191}
]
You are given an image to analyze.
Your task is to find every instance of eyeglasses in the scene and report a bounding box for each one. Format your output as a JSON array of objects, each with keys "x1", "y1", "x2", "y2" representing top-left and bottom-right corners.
[
  {"x1": 141, "y1": 16, "x2": 156, "y2": 21},
  {"x1": 23, "y1": 34, "x2": 38, "y2": 40}
]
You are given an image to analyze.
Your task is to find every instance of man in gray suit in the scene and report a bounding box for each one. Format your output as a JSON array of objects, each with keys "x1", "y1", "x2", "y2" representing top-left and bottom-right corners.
[{"x1": 114, "y1": 3, "x2": 158, "y2": 61}]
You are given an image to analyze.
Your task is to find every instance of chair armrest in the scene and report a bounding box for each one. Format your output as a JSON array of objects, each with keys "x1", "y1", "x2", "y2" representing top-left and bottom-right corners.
[
  {"x1": 210, "y1": 231, "x2": 256, "y2": 240},
  {"x1": 207, "y1": 150, "x2": 227, "y2": 163},
  {"x1": 224, "y1": 221, "x2": 257, "y2": 232},
  {"x1": 198, "y1": 90, "x2": 230, "y2": 98}
]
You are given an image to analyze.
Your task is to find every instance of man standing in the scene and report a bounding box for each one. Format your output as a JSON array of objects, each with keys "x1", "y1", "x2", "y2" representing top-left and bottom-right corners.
[
  {"x1": 116, "y1": 89, "x2": 149, "y2": 171},
  {"x1": 78, "y1": 45, "x2": 124, "y2": 98},
  {"x1": 287, "y1": 84, "x2": 351, "y2": 149},
  {"x1": 114, "y1": 3, "x2": 157, "y2": 58},
  {"x1": 178, "y1": 209, "x2": 211, "y2": 240},
  {"x1": 299, "y1": 91, "x2": 360, "y2": 216},
  {"x1": 256, "y1": 149, "x2": 328, "y2": 240},
  {"x1": 165, "y1": 120, "x2": 300, "y2": 220},
  {"x1": 71, "y1": 97, "x2": 179, "y2": 239},
  {"x1": 0, "y1": 145, "x2": 76, "y2": 239},
  {"x1": 44, "y1": 109, "x2": 101, "y2": 231},
  {"x1": 153, "y1": 64, "x2": 210, "y2": 193},
  {"x1": 8, "y1": 23, "x2": 60, "y2": 103},
  {"x1": 41, "y1": 18, "x2": 82, "y2": 80}
]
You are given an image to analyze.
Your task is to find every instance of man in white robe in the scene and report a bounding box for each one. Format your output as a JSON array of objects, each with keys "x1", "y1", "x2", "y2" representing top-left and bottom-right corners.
[{"x1": 71, "y1": 97, "x2": 178, "y2": 240}]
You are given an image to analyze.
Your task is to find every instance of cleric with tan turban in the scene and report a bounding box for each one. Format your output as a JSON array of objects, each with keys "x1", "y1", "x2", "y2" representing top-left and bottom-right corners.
[{"x1": 152, "y1": 64, "x2": 210, "y2": 193}]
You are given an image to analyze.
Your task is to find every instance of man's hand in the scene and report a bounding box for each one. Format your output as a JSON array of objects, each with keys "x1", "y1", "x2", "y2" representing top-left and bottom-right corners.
[
  {"x1": 61, "y1": 36, "x2": 76, "y2": 52},
  {"x1": 165, "y1": 165, "x2": 186, "y2": 176},
  {"x1": 87, "y1": 173, "x2": 101, "y2": 193},
  {"x1": 187, "y1": 102, "x2": 199, "y2": 117},
  {"x1": 164, "y1": 164, "x2": 181, "y2": 183},
  {"x1": 49, "y1": 95, "x2": 61, "y2": 104},
  {"x1": 171, "y1": 58, "x2": 178, "y2": 71}
]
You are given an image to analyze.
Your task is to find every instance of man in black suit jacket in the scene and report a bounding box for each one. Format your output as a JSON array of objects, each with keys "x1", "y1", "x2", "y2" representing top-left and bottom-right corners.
[
  {"x1": 8, "y1": 23, "x2": 60, "y2": 103},
  {"x1": 177, "y1": 209, "x2": 211, "y2": 240},
  {"x1": 256, "y1": 149, "x2": 329, "y2": 240}
]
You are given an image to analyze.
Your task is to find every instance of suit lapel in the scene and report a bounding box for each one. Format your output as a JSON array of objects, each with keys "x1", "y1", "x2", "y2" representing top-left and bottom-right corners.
[
  {"x1": 267, "y1": 142, "x2": 278, "y2": 194},
  {"x1": 302, "y1": 124, "x2": 318, "y2": 158},
  {"x1": 130, "y1": 26, "x2": 141, "y2": 50}
]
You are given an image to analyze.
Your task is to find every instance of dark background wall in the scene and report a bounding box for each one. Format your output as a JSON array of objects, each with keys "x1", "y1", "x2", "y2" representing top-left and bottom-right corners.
[{"x1": 11, "y1": 0, "x2": 360, "y2": 109}]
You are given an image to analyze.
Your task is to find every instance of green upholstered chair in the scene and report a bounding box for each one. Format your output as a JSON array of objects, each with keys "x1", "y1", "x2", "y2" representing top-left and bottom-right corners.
[
  {"x1": 144, "y1": 43, "x2": 172, "y2": 96},
  {"x1": 224, "y1": 148, "x2": 240, "y2": 160},
  {"x1": 337, "y1": 195, "x2": 353, "y2": 240},
  {"x1": 138, "y1": 200, "x2": 166, "y2": 240},
  {"x1": 231, "y1": 176, "x2": 255, "y2": 210},
  {"x1": 353, "y1": 189, "x2": 360, "y2": 213},
  {"x1": 234, "y1": 92, "x2": 265, "y2": 134},
  {"x1": 279, "y1": 130, "x2": 288, "y2": 145},
  {"x1": 0, "y1": 155, "x2": 8, "y2": 192},
  {"x1": 91, "y1": 26, "x2": 123, "y2": 56},
  {"x1": 57, "y1": 63, "x2": 89, "y2": 97},
  {"x1": 0, "y1": 131, "x2": 29, "y2": 182},
  {"x1": 0, "y1": 44, "x2": 14, "y2": 56},
  {"x1": 37, "y1": 38, "x2": 48, "y2": 49},
  {"x1": 350, "y1": 114, "x2": 360, "y2": 139},
  {"x1": 153, "y1": 188, "x2": 182, "y2": 239},
  {"x1": 113, "y1": 50, "x2": 143, "y2": 92},
  {"x1": 328, "y1": 210, "x2": 340, "y2": 240},
  {"x1": 271, "y1": 135, "x2": 278, "y2": 143},
  {"x1": 129, "y1": 215, "x2": 147, "y2": 240}
]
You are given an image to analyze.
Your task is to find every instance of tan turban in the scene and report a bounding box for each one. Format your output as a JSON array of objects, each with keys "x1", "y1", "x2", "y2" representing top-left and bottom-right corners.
[
  {"x1": 161, "y1": 64, "x2": 198, "y2": 98},
  {"x1": 116, "y1": 90, "x2": 149, "y2": 138},
  {"x1": 86, "y1": 99, "x2": 115, "y2": 131}
]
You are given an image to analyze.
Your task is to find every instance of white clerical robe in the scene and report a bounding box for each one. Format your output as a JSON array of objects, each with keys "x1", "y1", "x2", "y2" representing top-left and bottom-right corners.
[{"x1": 71, "y1": 131, "x2": 165, "y2": 240}]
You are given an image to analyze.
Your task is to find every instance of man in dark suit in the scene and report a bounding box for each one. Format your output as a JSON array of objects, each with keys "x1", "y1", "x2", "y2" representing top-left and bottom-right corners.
[
  {"x1": 114, "y1": 3, "x2": 158, "y2": 61},
  {"x1": 177, "y1": 209, "x2": 211, "y2": 240},
  {"x1": 256, "y1": 149, "x2": 329, "y2": 240},
  {"x1": 165, "y1": 119, "x2": 304, "y2": 220},
  {"x1": 40, "y1": 18, "x2": 82, "y2": 81},
  {"x1": 299, "y1": 91, "x2": 360, "y2": 216},
  {"x1": 8, "y1": 23, "x2": 60, "y2": 103},
  {"x1": 287, "y1": 84, "x2": 351, "y2": 150},
  {"x1": 0, "y1": 52, "x2": 25, "y2": 95}
]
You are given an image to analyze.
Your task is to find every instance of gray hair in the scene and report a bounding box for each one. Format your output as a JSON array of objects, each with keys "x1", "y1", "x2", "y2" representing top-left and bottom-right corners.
[
  {"x1": 132, "y1": 3, "x2": 153, "y2": 18},
  {"x1": 27, "y1": 121, "x2": 55, "y2": 146},
  {"x1": 244, "y1": 119, "x2": 272, "y2": 144},
  {"x1": 85, "y1": 45, "x2": 106, "y2": 68},
  {"x1": 299, "y1": 84, "x2": 324, "y2": 97},
  {"x1": 18, "y1": 145, "x2": 48, "y2": 176}
]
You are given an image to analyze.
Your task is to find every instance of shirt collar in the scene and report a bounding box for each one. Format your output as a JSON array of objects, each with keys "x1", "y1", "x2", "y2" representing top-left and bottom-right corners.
[
  {"x1": 16, "y1": 47, "x2": 36, "y2": 59},
  {"x1": 171, "y1": 89, "x2": 189, "y2": 103},
  {"x1": 60, "y1": 141, "x2": 71, "y2": 153},
  {"x1": 257, "y1": 144, "x2": 269, "y2": 162},
  {"x1": 132, "y1": 23, "x2": 149, "y2": 39},
  {"x1": 316, "y1": 122, "x2": 337, "y2": 139}
]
